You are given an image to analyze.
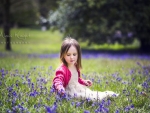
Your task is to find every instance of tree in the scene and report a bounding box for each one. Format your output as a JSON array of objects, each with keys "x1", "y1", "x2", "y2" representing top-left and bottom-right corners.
[
  {"x1": 38, "y1": 0, "x2": 59, "y2": 18},
  {"x1": 37, "y1": 0, "x2": 59, "y2": 30},
  {"x1": 1, "y1": 0, "x2": 11, "y2": 50},
  {"x1": 0, "y1": 0, "x2": 39, "y2": 51},
  {"x1": 10, "y1": 0, "x2": 39, "y2": 27},
  {"x1": 49, "y1": 0, "x2": 150, "y2": 52}
]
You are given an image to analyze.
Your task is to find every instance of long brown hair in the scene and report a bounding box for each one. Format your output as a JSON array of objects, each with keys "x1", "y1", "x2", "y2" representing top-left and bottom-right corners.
[{"x1": 60, "y1": 37, "x2": 82, "y2": 69}]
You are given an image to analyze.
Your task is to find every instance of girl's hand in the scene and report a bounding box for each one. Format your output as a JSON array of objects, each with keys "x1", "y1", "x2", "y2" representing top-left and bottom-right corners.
[
  {"x1": 57, "y1": 86, "x2": 65, "y2": 96},
  {"x1": 84, "y1": 80, "x2": 92, "y2": 87}
]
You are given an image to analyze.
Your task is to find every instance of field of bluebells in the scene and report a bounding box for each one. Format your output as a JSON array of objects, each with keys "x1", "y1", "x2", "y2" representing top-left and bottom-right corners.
[
  {"x1": 0, "y1": 28, "x2": 150, "y2": 113},
  {"x1": 0, "y1": 52, "x2": 150, "y2": 113}
]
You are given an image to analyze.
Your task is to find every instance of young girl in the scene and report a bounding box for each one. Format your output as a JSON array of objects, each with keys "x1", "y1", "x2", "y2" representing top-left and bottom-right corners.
[{"x1": 53, "y1": 37, "x2": 118, "y2": 101}]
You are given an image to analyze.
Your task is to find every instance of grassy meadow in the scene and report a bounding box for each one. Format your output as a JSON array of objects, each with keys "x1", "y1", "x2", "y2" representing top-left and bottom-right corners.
[{"x1": 0, "y1": 28, "x2": 150, "y2": 113}]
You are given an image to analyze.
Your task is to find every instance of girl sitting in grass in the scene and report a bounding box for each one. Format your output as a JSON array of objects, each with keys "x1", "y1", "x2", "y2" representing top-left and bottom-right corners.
[{"x1": 53, "y1": 37, "x2": 119, "y2": 101}]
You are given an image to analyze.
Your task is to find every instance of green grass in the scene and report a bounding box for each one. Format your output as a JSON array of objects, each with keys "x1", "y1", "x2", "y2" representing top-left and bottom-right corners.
[
  {"x1": 81, "y1": 39, "x2": 140, "y2": 50},
  {"x1": 0, "y1": 28, "x2": 140, "y2": 55},
  {"x1": 0, "y1": 56, "x2": 150, "y2": 112},
  {"x1": 0, "y1": 28, "x2": 63, "y2": 54}
]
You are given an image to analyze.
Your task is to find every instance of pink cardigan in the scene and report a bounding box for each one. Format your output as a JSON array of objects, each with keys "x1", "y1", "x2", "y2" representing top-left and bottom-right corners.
[{"x1": 53, "y1": 64, "x2": 86, "y2": 92}]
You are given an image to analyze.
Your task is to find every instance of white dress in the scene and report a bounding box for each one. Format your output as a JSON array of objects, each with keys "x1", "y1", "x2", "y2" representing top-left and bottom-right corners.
[{"x1": 65, "y1": 72, "x2": 118, "y2": 101}]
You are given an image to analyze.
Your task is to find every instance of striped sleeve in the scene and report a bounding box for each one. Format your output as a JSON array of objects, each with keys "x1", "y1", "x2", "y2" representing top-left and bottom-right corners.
[{"x1": 53, "y1": 69, "x2": 65, "y2": 92}]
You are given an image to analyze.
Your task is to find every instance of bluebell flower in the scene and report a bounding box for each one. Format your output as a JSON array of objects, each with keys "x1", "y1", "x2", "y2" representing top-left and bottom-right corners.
[
  {"x1": 106, "y1": 99, "x2": 111, "y2": 106},
  {"x1": 86, "y1": 97, "x2": 91, "y2": 102},
  {"x1": 45, "y1": 102, "x2": 57, "y2": 113},
  {"x1": 31, "y1": 83, "x2": 34, "y2": 90},
  {"x1": 76, "y1": 102, "x2": 81, "y2": 107},
  {"x1": 136, "y1": 62, "x2": 141, "y2": 66},
  {"x1": 1, "y1": 71, "x2": 5, "y2": 78},
  {"x1": 129, "y1": 69, "x2": 135, "y2": 75},
  {"x1": 97, "y1": 79, "x2": 100, "y2": 83},
  {"x1": 91, "y1": 78, "x2": 94, "y2": 82},
  {"x1": 84, "y1": 110, "x2": 90, "y2": 113},
  {"x1": 130, "y1": 104, "x2": 134, "y2": 109},
  {"x1": 124, "y1": 106, "x2": 130, "y2": 112},
  {"x1": 116, "y1": 77, "x2": 122, "y2": 81},
  {"x1": 12, "y1": 91, "x2": 17, "y2": 97},
  {"x1": 49, "y1": 66, "x2": 52, "y2": 70},
  {"x1": 7, "y1": 85, "x2": 13, "y2": 92},
  {"x1": 50, "y1": 85, "x2": 55, "y2": 93},
  {"x1": 6, "y1": 109, "x2": 11, "y2": 113},
  {"x1": 29, "y1": 90, "x2": 38, "y2": 97},
  {"x1": 115, "y1": 109, "x2": 120, "y2": 113},
  {"x1": 124, "y1": 104, "x2": 134, "y2": 112},
  {"x1": 71, "y1": 102, "x2": 74, "y2": 106},
  {"x1": 142, "y1": 82, "x2": 149, "y2": 89}
]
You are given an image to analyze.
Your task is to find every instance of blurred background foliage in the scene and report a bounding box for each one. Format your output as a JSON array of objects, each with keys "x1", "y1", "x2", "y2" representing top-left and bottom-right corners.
[
  {"x1": 0, "y1": 0, "x2": 150, "y2": 52},
  {"x1": 49, "y1": 0, "x2": 150, "y2": 52}
]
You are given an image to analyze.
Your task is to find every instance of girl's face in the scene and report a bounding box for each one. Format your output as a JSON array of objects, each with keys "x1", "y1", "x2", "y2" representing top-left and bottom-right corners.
[{"x1": 64, "y1": 45, "x2": 78, "y2": 67}]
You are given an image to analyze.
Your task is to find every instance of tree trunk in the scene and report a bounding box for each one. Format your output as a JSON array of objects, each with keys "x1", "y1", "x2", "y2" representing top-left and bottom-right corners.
[{"x1": 3, "y1": 0, "x2": 11, "y2": 51}]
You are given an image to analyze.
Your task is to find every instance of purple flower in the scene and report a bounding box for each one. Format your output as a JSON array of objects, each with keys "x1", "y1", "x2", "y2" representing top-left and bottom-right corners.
[
  {"x1": 48, "y1": 66, "x2": 52, "y2": 70},
  {"x1": 124, "y1": 106, "x2": 130, "y2": 112},
  {"x1": 129, "y1": 69, "x2": 135, "y2": 75},
  {"x1": 76, "y1": 102, "x2": 81, "y2": 107},
  {"x1": 131, "y1": 104, "x2": 134, "y2": 109},
  {"x1": 12, "y1": 91, "x2": 17, "y2": 97},
  {"x1": 29, "y1": 90, "x2": 38, "y2": 97},
  {"x1": 116, "y1": 77, "x2": 122, "y2": 81},
  {"x1": 71, "y1": 102, "x2": 74, "y2": 106},
  {"x1": 116, "y1": 109, "x2": 120, "y2": 113},
  {"x1": 142, "y1": 82, "x2": 149, "y2": 89},
  {"x1": 31, "y1": 83, "x2": 34, "y2": 90},
  {"x1": 84, "y1": 110, "x2": 90, "y2": 113},
  {"x1": 124, "y1": 104, "x2": 134, "y2": 112},
  {"x1": 106, "y1": 99, "x2": 111, "y2": 106},
  {"x1": 50, "y1": 86, "x2": 55, "y2": 93},
  {"x1": 45, "y1": 102, "x2": 57, "y2": 113},
  {"x1": 91, "y1": 78, "x2": 94, "y2": 82},
  {"x1": 136, "y1": 62, "x2": 141, "y2": 66},
  {"x1": 7, "y1": 86, "x2": 13, "y2": 92},
  {"x1": 96, "y1": 101, "x2": 109, "y2": 113},
  {"x1": 6, "y1": 109, "x2": 11, "y2": 113}
]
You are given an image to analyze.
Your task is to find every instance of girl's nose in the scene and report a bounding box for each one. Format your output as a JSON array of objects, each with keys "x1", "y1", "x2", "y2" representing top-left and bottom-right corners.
[{"x1": 70, "y1": 55, "x2": 73, "y2": 58}]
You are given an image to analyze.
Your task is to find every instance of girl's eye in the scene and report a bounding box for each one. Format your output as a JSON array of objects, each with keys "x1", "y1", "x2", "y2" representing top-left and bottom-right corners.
[
  {"x1": 73, "y1": 54, "x2": 77, "y2": 56},
  {"x1": 67, "y1": 54, "x2": 70, "y2": 56}
]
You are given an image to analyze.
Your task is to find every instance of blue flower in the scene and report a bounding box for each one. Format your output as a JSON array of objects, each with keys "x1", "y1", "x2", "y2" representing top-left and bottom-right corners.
[
  {"x1": 12, "y1": 91, "x2": 17, "y2": 97},
  {"x1": 124, "y1": 104, "x2": 134, "y2": 112},
  {"x1": 116, "y1": 77, "x2": 122, "y2": 81},
  {"x1": 71, "y1": 102, "x2": 74, "y2": 106},
  {"x1": 29, "y1": 90, "x2": 38, "y2": 97},
  {"x1": 84, "y1": 110, "x2": 90, "y2": 113},
  {"x1": 142, "y1": 82, "x2": 149, "y2": 89},
  {"x1": 115, "y1": 109, "x2": 120, "y2": 113},
  {"x1": 76, "y1": 102, "x2": 81, "y2": 107},
  {"x1": 45, "y1": 102, "x2": 57, "y2": 113},
  {"x1": 7, "y1": 86, "x2": 13, "y2": 92}
]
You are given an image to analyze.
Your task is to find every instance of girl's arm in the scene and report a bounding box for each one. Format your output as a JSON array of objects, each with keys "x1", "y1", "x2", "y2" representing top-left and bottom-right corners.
[
  {"x1": 53, "y1": 70, "x2": 65, "y2": 94},
  {"x1": 78, "y1": 78, "x2": 92, "y2": 86},
  {"x1": 78, "y1": 70, "x2": 92, "y2": 86}
]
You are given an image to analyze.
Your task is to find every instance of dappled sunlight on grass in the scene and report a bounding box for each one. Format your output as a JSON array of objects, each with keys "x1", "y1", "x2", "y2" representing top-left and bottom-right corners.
[
  {"x1": 0, "y1": 28, "x2": 63, "y2": 54},
  {"x1": 0, "y1": 28, "x2": 141, "y2": 54},
  {"x1": 80, "y1": 39, "x2": 140, "y2": 50}
]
